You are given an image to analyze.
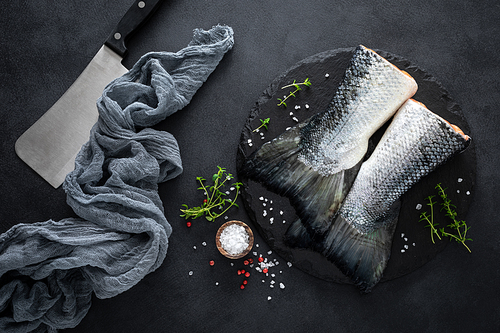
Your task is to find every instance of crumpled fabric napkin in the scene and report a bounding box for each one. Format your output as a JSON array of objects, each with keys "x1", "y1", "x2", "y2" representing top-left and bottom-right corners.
[{"x1": 0, "y1": 25, "x2": 234, "y2": 333}]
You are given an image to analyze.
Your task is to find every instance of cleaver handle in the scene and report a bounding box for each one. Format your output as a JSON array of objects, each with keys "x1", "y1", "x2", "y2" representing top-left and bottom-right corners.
[{"x1": 105, "y1": 0, "x2": 164, "y2": 57}]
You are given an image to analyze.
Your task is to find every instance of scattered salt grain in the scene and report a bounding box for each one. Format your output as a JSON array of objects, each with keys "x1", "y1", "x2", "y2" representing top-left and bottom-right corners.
[
  {"x1": 256, "y1": 243, "x2": 259, "y2": 248},
  {"x1": 259, "y1": 197, "x2": 264, "y2": 201},
  {"x1": 189, "y1": 271, "x2": 193, "y2": 276},
  {"x1": 401, "y1": 233, "x2": 405, "y2": 238},
  {"x1": 457, "y1": 190, "x2": 460, "y2": 194},
  {"x1": 270, "y1": 284, "x2": 274, "y2": 288},
  {"x1": 219, "y1": 224, "x2": 250, "y2": 255},
  {"x1": 287, "y1": 262, "x2": 292, "y2": 267},
  {"x1": 325, "y1": 73, "x2": 330, "y2": 78},
  {"x1": 294, "y1": 105, "x2": 301, "y2": 110},
  {"x1": 305, "y1": 104, "x2": 309, "y2": 109},
  {"x1": 401, "y1": 249, "x2": 405, "y2": 253},
  {"x1": 289, "y1": 112, "x2": 294, "y2": 116},
  {"x1": 416, "y1": 204, "x2": 422, "y2": 210},
  {"x1": 466, "y1": 191, "x2": 470, "y2": 195},
  {"x1": 263, "y1": 203, "x2": 266, "y2": 207},
  {"x1": 458, "y1": 178, "x2": 463, "y2": 183},
  {"x1": 269, "y1": 217, "x2": 274, "y2": 224},
  {"x1": 263, "y1": 210, "x2": 267, "y2": 217},
  {"x1": 268, "y1": 296, "x2": 272, "y2": 301},
  {"x1": 202, "y1": 241, "x2": 207, "y2": 247},
  {"x1": 215, "y1": 282, "x2": 219, "y2": 286},
  {"x1": 292, "y1": 116, "x2": 299, "y2": 122},
  {"x1": 404, "y1": 245, "x2": 409, "y2": 249},
  {"x1": 280, "y1": 210, "x2": 284, "y2": 215},
  {"x1": 413, "y1": 243, "x2": 416, "y2": 246},
  {"x1": 193, "y1": 246, "x2": 197, "y2": 250},
  {"x1": 404, "y1": 237, "x2": 408, "y2": 242},
  {"x1": 280, "y1": 283, "x2": 285, "y2": 289}
]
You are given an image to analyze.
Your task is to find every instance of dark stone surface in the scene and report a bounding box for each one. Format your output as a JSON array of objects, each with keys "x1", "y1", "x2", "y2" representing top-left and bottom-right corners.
[{"x1": 1, "y1": 1, "x2": 498, "y2": 332}]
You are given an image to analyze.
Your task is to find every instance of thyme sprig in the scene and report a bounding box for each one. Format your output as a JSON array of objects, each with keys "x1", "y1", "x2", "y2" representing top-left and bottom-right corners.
[
  {"x1": 419, "y1": 195, "x2": 442, "y2": 244},
  {"x1": 435, "y1": 183, "x2": 472, "y2": 253},
  {"x1": 180, "y1": 166, "x2": 242, "y2": 222},
  {"x1": 252, "y1": 118, "x2": 270, "y2": 132},
  {"x1": 419, "y1": 183, "x2": 472, "y2": 252},
  {"x1": 277, "y1": 78, "x2": 312, "y2": 107}
]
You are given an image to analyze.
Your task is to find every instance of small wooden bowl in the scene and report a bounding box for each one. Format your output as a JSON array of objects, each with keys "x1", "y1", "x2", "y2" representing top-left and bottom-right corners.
[{"x1": 215, "y1": 220, "x2": 254, "y2": 259}]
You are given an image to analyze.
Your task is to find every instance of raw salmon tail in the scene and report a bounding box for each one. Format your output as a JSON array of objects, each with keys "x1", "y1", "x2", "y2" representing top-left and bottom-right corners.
[
  {"x1": 241, "y1": 125, "x2": 359, "y2": 236},
  {"x1": 321, "y1": 201, "x2": 400, "y2": 293}
]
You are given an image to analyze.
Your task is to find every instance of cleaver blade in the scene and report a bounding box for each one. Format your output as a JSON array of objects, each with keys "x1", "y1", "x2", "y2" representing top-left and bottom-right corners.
[{"x1": 15, "y1": 0, "x2": 164, "y2": 188}]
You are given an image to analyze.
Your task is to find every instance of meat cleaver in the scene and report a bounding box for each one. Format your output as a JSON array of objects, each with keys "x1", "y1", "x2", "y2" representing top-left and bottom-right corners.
[{"x1": 15, "y1": 0, "x2": 165, "y2": 188}]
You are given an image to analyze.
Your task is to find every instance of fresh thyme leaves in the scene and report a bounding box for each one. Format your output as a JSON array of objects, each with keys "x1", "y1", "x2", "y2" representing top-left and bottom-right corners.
[
  {"x1": 277, "y1": 78, "x2": 312, "y2": 107},
  {"x1": 180, "y1": 166, "x2": 242, "y2": 222},
  {"x1": 435, "y1": 183, "x2": 472, "y2": 253},
  {"x1": 419, "y1": 183, "x2": 472, "y2": 252},
  {"x1": 252, "y1": 118, "x2": 270, "y2": 132},
  {"x1": 419, "y1": 195, "x2": 442, "y2": 244}
]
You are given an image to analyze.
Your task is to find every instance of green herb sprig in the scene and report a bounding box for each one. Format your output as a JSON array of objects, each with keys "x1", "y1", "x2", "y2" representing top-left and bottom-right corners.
[
  {"x1": 419, "y1": 195, "x2": 442, "y2": 244},
  {"x1": 435, "y1": 183, "x2": 472, "y2": 253},
  {"x1": 253, "y1": 118, "x2": 270, "y2": 132},
  {"x1": 277, "y1": 78, "x2": 312, "y2": 107},
  {"x1": 180, "y1": 166, "x2": 242, "y2": 222},
  {"x1": 419, "y1": 183, "x2": 472, "y2": 252}
]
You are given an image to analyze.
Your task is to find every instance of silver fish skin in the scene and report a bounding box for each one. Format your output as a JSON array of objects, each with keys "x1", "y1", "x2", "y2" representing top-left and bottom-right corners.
[
  {"x1": 299, "y1": 45, "x2": 418, "y2": 176},
  {"x1": 242, "y1": 45, "x2": 418, "y2": 238},
  {"x1": 322, "y1": 99, "x2": 471, "y2": 292}
]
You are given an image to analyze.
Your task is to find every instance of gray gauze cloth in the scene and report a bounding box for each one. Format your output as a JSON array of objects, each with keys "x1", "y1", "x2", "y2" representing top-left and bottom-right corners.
[{"x1": 0, "y1": 25, "x2": 234, "y2": 333}]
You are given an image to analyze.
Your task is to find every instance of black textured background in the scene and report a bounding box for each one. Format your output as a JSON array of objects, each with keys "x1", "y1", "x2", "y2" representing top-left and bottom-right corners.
[{"x1": 1, "y1": 1, "x2": 498, "y2": 332}]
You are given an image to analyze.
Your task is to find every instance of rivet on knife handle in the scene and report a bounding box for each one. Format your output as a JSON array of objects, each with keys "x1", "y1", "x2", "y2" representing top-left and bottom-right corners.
[{"x1": 105, "y1": 0, "x2": 164, "y2": 57}]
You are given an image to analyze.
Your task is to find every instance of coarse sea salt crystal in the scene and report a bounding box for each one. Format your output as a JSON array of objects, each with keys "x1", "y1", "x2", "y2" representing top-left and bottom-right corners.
[
  {"x1": 458, "y1": 178, "x2": 463, "y2": 182},
  {"x1": 416, "y1": 204, "x2": 422, "y2": 210},
  {"x1": 268, "y1": 296, "x2": 272, "y2": 301},
  {"x1": 189, "y1": 271, "x2": 193, "y2": 276},
  {"x1": 220, "y1": 224, "x2": 249, "y2": 256},
  {"x1": 280, "y1": 283, "x2": 285, "y2": 289}
]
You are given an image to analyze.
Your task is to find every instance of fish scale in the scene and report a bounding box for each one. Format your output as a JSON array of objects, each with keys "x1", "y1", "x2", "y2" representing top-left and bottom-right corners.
[{"x1": 298, "y1": 46, "x2": 418, "y2": 176}]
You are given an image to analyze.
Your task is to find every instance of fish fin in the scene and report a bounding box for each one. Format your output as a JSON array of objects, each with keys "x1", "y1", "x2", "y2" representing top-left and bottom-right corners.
[
  {"x1": 322, "y1": 200, "x2": 401, "y2": 292},
  {"x1": 284, "y1": 219, "x2": 314, "y2": 249},
  {"x1": 241, "y1": 125, "x2": 362, "y2": 237}
]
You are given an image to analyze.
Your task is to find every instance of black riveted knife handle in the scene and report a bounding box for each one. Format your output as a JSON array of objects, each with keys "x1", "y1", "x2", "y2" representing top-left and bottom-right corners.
[{"x1": 105, "y1": 0, "x2": 164, "y2": 57}]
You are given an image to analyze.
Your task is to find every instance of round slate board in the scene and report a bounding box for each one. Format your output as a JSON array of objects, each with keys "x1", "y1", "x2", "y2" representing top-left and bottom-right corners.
[{"x1": 236, "y1": 47, "x2": 476, "y2": 285}]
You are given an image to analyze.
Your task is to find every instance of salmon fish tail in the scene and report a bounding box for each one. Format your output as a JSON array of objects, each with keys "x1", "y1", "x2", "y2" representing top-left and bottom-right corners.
[
  {"x1": 320, "y1": 99, "x2": 471, "y2": 292},
  {"x1": 241, "y1": 45, "x2": 418, "y2": 239}
]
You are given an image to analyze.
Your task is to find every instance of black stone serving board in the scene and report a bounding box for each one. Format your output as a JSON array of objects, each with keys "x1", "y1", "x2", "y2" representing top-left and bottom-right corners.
[{"x1": 236, "y1": 47, "x2": 476, "y2": 285}]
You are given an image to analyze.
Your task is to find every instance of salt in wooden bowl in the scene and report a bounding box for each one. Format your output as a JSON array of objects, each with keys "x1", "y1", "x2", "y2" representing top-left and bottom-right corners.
[{"x1": 216, "y1": 220, "x2": 254, "y2": 259}]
